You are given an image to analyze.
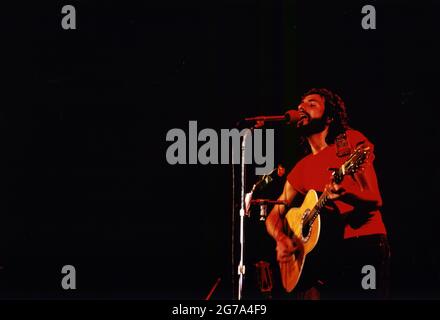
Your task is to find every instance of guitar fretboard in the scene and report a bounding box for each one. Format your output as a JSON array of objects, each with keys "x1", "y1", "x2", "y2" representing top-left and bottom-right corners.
[{"x1": 303, "y1": 167, "x2": 343, "y2": 226}]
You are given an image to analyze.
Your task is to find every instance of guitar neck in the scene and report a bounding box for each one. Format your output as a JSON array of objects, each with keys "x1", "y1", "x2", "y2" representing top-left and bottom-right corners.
[
  {"x1": 306, "y1": 190, "x2": 330, "y2": 226},
  {"x1": 304, "y1": 170, "x2": 342, "y2": 226},
  {"x1": 315, "y1": 190, "x2": 331, "y2": 214}
]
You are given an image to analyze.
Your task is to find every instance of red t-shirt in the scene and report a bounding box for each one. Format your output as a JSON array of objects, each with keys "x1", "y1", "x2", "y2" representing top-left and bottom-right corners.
[{"x1": 287, "y1": 129, "x2": 387, "y2": 239}]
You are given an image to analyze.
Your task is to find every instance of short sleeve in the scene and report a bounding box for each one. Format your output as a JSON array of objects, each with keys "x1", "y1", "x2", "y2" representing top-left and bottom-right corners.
[{"x1": 287, "y1": 159, "x2": 307, "y2": 195}]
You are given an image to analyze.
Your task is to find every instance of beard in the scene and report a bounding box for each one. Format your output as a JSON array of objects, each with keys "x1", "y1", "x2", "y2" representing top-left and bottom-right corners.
[{"x1": 296, "y1": 116, "x2": 328, "y2": 137}]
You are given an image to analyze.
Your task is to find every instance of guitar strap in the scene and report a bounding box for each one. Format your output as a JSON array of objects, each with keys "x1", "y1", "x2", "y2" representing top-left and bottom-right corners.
[
  {"x1": 335, "y1": 131, "x2": 351, "y2": 158},
  {"x1": 335, "y1": 132, "x2": 370, "y2": 190}
]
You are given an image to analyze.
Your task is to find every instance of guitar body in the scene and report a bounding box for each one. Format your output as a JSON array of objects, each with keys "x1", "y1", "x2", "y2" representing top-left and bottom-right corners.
[{"x1": 280, "y1": 189, "x2": 321, "y2": 292}]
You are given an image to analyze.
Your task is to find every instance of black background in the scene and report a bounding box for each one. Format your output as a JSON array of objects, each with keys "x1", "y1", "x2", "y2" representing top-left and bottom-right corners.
[{"x1": 0, "y1": 0, "x2": 439, "y2": 299}]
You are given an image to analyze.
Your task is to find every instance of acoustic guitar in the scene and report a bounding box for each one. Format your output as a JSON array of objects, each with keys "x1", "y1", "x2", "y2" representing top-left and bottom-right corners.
[{"x1": 279, "y1": 144, "x2": 371, "y2": 292}]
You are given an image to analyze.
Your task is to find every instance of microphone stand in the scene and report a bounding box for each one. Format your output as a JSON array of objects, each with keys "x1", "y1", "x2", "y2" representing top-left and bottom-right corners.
[
  {"x1": 236, "y1": 120, "x2": 277, "y2": 300},
  {"x1": 250, "y1": 199, "x2": 288, "y2": 221},
  {"x1": 237, "y1": 154, "x2": 287, "y2": 300},
  {"x1": 235, "y1": 114, "x2": 294, "y2": 300},
  {"x1": 237, "y1": 127, "x2": 252, "y2": 300}
]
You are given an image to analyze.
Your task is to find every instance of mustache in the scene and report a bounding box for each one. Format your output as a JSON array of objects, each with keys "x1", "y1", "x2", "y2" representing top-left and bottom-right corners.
[{"x1": 298, "y1": 111, "x2": 310, "y2": 119}]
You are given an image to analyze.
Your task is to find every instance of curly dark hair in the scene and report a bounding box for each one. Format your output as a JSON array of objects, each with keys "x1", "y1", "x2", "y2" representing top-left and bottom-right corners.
[
  {"x1": 299, "y1": 88, "x2": 350, "y2": 154},
  {"x1": 303, "y1": 88, "x2": 349, "y2": 140}
]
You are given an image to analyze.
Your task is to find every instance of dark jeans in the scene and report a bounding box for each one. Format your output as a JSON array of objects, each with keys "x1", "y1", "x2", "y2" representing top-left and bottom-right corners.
[
  {"x1": 321, "y1": 234, "x2": 391, "y2": 300},
  {"x1": 287, "y1": 234, "x2": 391, "y2": 300}
]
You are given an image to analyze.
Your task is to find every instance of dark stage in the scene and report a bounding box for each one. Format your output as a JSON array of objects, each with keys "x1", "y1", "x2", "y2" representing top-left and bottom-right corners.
[{"x1": 0, "y1": 0, "x2": 439, "y2": 300}]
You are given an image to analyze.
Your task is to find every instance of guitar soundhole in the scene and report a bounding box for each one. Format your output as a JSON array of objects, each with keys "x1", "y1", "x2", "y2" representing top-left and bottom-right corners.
[{"x1": 302, "y1": 223, "x2": 311, "y2": 239}]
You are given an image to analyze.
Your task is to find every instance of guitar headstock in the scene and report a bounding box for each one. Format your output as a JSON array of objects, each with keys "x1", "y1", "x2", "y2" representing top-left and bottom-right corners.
[{"x1": 332, "y1": 144, "x2": 371, "y2": 183}]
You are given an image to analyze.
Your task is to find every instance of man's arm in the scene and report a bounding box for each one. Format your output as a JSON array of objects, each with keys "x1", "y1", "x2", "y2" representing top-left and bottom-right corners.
[
  {"x1": 329, "y1": 132, "x2": 383, "y2": 210},
  {"x1": 265, "y1": 180, "x2": 300, "y2": 262},
  {"x1": 327, "y1": 161, "x2": 383, "y2": 210},
  {"x1": 265, "y1": 180, "x2": 297, "y2": 240}
]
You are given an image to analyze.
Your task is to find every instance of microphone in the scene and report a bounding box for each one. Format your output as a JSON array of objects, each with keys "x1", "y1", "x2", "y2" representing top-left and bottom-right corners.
[
  {"x1": 244, "y1": 109, "x2": 301, "y2": 126},
  {"x1": 252, "y1": 164, "x2": 286, "y2": 192},
  {"x1": 245, "y1": 164, "x2": 286, "y2": 216}
]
